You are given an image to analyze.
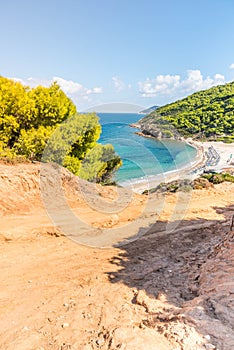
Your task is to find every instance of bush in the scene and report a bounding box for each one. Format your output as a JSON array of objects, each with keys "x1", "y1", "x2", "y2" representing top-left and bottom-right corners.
[
  {"x1": 202, "y1": 173, "x2": 234, "y2": 184},
  {"x1": 0, "y1": 77, "x2": 122, "y2": 183}
]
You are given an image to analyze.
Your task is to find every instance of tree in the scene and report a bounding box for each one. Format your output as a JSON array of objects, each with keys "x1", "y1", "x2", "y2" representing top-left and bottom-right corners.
[
  {"x1": 139, "y1": 81, "x2": 234, "y2": 141},
  {"x1": 78, "y1": 144, "x2": 122, "y2": 182},
  {"x1": 28, "y1": 82, "x2": 77, "y2": 127},
  {"x1": 0, "y1": 76, "x2": 122, "y2": 182},
  {"x1": 15, "y1": 126, "x2": 54, "y2": 159}
]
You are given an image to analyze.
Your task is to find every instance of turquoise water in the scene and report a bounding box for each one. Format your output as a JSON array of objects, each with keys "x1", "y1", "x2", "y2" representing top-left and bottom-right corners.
[{"x1": 98, "y1": 113, "x2": 197, "y2": 184}]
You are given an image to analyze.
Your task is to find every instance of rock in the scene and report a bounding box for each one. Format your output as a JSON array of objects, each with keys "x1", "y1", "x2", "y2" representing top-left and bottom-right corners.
[
  {"x1": 193, "y1": 177, "x2": 213, "y2": 190},
  {"x1": 96, "y1": 338, "x2": 105, "y2": 346},
  {"x1": 135, "y1": 290, "x2": 157, "y2": 313},
  {"x1": 205, "y1": 344, "x2": 216, "y2": 349},
  {"x1": 204, "y1": 335, "x2": 211, "y2": 341},
  {"x1": 61, "y1": 323, "x2": 69, "y2": 328}
]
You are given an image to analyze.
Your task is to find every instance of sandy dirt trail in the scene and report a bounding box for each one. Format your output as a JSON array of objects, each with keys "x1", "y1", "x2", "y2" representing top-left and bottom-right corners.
[{"x1": 0, "y1": 163, "x2": 234, "y2": 350}]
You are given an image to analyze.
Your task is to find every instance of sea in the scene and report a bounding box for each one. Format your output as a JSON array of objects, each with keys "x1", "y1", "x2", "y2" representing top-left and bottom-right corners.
[{"x1": 98, "y1": 113, "x2": 197, "y2": 185}]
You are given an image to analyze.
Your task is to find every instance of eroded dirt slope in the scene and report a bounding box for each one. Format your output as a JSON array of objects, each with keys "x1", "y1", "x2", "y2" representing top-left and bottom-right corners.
[{"x1": 0, "y1": 163, "x2": 234, "y2": 349}]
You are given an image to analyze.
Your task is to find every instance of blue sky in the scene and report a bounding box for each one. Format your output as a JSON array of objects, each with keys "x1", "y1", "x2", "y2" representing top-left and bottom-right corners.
[{"x1": 1, "y1": 0, "x2": 234, "y2": 111}]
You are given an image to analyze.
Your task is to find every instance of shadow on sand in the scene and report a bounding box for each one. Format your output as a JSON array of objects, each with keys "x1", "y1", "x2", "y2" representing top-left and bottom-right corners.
[{"x1": 107, "y1": 203, "x2": 234, "y2": 348}]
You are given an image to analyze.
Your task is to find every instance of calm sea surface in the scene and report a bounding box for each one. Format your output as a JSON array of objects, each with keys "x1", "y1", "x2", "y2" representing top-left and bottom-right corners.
[{"x1": 98, "y1": 113, "x2": 197, "y2": 184}]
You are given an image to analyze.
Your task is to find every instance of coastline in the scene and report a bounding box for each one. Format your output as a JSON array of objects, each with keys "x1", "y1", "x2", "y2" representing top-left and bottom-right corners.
[{"x1": 119, "y1": 138, "x2": 234, "y2": 194}]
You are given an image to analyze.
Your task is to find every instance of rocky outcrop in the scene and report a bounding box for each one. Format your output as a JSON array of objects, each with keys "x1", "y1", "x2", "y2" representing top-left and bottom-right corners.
[{"x1": 137, "y1": 119, "x2": 181, "y2": 140}]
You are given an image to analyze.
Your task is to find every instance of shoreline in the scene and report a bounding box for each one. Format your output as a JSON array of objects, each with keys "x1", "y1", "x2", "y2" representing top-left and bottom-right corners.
[{"x1": 118, "y1": 138, "x2": 234, "y2": 193}]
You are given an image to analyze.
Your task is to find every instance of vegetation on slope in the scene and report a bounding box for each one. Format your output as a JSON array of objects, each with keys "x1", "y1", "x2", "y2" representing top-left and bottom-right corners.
[
  {"x1": 142, "y1": 172, "x2": 234, "y2": 195},
  {"x1": 0, "y1": 76, "x2": 121, "y2": 183},
  {"x1": 139, "y1": 82, "x2": 234, "y2": 142}
]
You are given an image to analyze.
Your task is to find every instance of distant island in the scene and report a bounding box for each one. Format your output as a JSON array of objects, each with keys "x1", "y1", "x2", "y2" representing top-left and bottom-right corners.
[
  {"x1": 138, "y1": 82, "x2": 234, "y2": 142},
  {"x1": 139, "y1": 105, "x2": 160, "y2": 114},
  {"x1": 85, "y1": 103, "x2": 144, "y2": 113}
]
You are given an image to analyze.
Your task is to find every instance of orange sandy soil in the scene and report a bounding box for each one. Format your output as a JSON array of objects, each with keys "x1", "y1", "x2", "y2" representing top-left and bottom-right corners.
[{"x1": 0, "y1": 163, "x2": 234, "y2": 350}]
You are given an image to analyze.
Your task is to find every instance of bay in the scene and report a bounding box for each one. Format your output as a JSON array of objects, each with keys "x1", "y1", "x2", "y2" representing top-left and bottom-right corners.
[{"x1": 98, "y1": 113, "x2": 197, "y2": 184}]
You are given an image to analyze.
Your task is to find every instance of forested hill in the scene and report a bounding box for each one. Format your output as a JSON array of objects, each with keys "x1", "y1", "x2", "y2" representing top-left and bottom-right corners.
[{"x1": 138, "y1": 82, "x2": 234, "y2": 142}]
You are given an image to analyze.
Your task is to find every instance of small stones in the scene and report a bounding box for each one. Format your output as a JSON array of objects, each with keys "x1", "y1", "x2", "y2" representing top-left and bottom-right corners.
[
  {"x1": 96, "y1": 338, "x2": 104, "y2": 346},
  {"x1": 139, "y1": 321, "x2": 146, "y2": 329},
  {"x1": 61, "y1": 323, "x2": 69, "y2": 328},
  {"x1": 204, "y1": 335, "x2": 211, "y2": 341},
  {"x1": 205, "y1": 344, "x2": 216, "y2": 350},
  {"x1": 82, "y1": 311, "x2": 92, "y2": 319}
]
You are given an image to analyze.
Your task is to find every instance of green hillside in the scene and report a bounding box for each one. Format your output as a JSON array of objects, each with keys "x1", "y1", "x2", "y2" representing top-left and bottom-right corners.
[{"x1": 139, "y1": 82, "x2": 234, "y2": 142}]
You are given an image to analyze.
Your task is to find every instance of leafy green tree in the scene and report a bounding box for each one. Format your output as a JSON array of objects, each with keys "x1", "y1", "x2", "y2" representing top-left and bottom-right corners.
[
  {"x1": 28, "y1": 83, "x2": 77, "y2": 127},
  {"x1": 42, "y1": 113, "x2": 101, "y2": 163},
  {"x1": 78, "y1": 144, "x2": 122, "y2": 183},
  {"x1": 0, "y1": 76, "x2": 122, "y2": 183},
  {"x1": 15, "y1": 126, "x2": 54, "y2": 159}
]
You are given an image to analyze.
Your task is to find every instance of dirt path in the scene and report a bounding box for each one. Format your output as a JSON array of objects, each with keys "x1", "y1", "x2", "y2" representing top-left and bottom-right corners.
[{"x1": 0, "y1": 164, "x2": 234, "y2": 349}]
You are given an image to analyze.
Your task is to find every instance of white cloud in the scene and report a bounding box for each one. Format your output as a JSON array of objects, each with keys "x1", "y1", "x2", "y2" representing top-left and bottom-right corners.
[
  {"x1": 214, "y1": 73, "x2": 225, "y2": 80},
  {"x1": 10, "y1": 77, "x2": 51, "y2": 87},
  {"x1": 138, "y1": 70, "x2": 226, "y2": 98},
  {"x1": 229, "y1": 63, "x2": 234, "y2": 69},
  {"x1": 52, "y1": 77, "x2": 103, "y2": 97},
  {"x1": 86, "y1": 87, "x2": 103, "y2": 94},
  {"x1": 112, "y1": 76, "x2": 132, "y2": 91},
  {"x1": 10, "y1": 76, "x2": 103, "y2": 109},
  {"x1": 53, "y1": 76, "x2": 84, "y2": 94},
  {"x1": 112, "y1": 76, "x2": 125, "y2": 91}
]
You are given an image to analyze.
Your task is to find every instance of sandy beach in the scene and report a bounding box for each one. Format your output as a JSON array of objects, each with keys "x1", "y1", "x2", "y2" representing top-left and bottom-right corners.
[
  {"x1": 195, "y1": 140, "x2": 234, "y2": 170},
  {"x1": 121, "y1": 139, "x2": 234, "y2": 193}
]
